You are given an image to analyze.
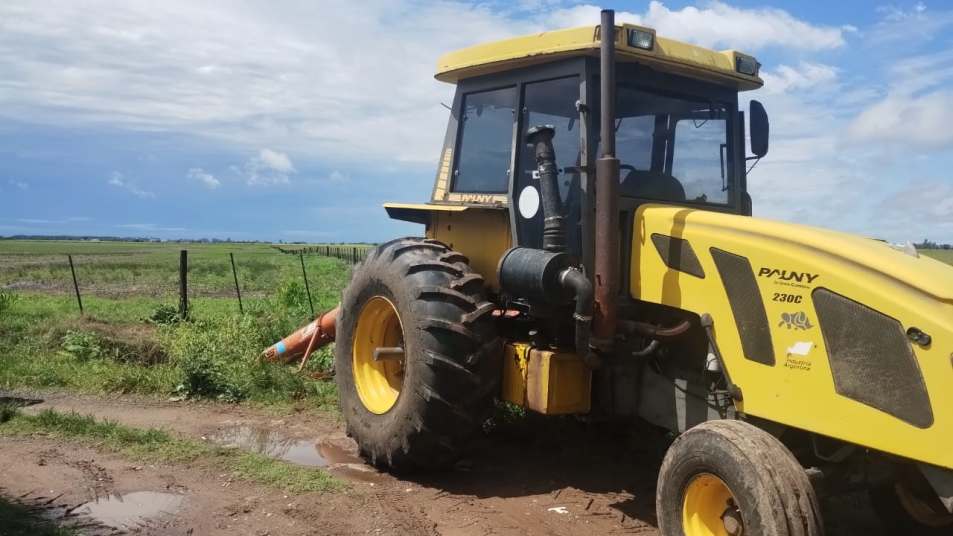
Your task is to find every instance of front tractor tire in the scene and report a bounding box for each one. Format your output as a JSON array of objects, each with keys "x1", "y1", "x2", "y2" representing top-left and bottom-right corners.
[
  {"x1": 335, "y1": 238, "x2": 502, "y2": 471},
  {"x1": 657, "y1": 420, "x2": 823, "y2": 536}
]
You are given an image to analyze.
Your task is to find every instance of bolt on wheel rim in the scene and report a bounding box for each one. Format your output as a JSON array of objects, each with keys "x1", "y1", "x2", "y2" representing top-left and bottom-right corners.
[
  {"x1": 682, "y1": 473, "x2": 744, "y2": 536},
  {"x1": 352, "y1": 296, "x2": 405, "y2": 414}
]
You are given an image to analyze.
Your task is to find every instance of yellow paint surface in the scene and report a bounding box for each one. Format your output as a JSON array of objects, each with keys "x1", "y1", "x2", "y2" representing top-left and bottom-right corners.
[
  {"x1": 632, "y1": 205, "x2": 953, "y2": 469},
  {"x1": 436, "y1": 24, "x2": 762, "y2": 91}
]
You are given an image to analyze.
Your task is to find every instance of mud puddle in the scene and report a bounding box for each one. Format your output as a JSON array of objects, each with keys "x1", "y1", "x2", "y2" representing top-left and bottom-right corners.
[
  {"x1": 73, "y1": 491, "x2": 184, "y2": 530},
  {"x1": 206, "y1": 424, "x2": 359, "y2": 466},
  {"x1": 205, "y1": 424, "x2": 387, "y2": 484}
]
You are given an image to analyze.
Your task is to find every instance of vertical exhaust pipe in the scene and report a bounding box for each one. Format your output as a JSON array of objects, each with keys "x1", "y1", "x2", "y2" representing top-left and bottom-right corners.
[{"x1": 592, "y1": 9, "x2": 619, "y2": 349}]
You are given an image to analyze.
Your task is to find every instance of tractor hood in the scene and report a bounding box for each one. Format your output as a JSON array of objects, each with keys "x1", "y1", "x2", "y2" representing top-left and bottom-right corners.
[
  {"x1": 749, "y1": 220, "x2": 953, "y2": 303},
  {"x1": 641, "y1": 206, "x2": 953, "y2": 303},
  {"x1": 634, "y1": 205, "x2": 953, "y2": 470}
]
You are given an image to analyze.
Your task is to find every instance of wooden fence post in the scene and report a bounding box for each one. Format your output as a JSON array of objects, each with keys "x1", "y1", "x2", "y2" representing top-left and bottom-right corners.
[
  {"x1": 229, "y1": 252, "x2": 243, "y2": 314},
  {"x1": 67, "y1": 254, "x2": 83, "y2": 314},
  {"x1": 299, "y1": 252, "x2": 315, "y2": 317},
  {"x1": 179, "y1": 250, "x2": 188, "y2": 319}
]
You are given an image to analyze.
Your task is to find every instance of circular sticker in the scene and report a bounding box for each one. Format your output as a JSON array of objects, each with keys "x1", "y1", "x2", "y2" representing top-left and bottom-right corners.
[{"x1": 518, "y1": 186, "x2": 540, "y2": 219}]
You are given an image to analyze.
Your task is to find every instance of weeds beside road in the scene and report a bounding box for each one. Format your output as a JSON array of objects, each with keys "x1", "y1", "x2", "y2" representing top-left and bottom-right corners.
[{"x1": 0, "y1": 240, "x2": 351, "y2": 409}]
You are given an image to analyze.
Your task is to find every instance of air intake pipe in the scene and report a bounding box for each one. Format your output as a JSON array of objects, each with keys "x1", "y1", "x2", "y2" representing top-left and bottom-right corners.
[
  {"x1": 525, "y1": 125, "x2": 567, "y2": 253},
  {"x1": 498, "y1": 247, "x2": 594, "y2": 366}
]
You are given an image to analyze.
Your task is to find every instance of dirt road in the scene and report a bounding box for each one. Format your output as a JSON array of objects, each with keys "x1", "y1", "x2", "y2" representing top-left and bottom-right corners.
[{"x1": 0, "y1": 391, "x2": 884, "y2": 535}]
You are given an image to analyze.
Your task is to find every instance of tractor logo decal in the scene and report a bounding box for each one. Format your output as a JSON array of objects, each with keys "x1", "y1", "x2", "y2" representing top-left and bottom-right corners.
[
  {"x1": 779, "y1": 311, "x2": 814, "y2": 330},
  {"x1": 758, "y1": 267, "x2": 819, "y2": 285}
]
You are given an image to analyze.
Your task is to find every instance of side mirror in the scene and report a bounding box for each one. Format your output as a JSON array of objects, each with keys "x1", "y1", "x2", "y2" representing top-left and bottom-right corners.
[{"x1": 749, "y1": 100, "x2": 769, "y2": 158}]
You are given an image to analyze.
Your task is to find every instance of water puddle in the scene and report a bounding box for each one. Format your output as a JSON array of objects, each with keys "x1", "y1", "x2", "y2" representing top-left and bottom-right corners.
[
  {"x1": 206, "y1": 425, "x2": 363, "y2": 468},
  {"x1": 74, "y1": 491, "x2": 184, "y2": 529}
]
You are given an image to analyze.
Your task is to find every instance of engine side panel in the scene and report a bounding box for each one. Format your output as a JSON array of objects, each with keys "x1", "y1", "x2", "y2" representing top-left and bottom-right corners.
[{"x1": 631, "y1": 205, "x2": 953, "y2": 469}]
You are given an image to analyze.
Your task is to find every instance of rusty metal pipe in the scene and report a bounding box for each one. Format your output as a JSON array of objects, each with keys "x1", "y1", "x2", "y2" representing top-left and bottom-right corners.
[
  {"x1": 593, "y1": 9, "x2": 619, "y2": 349},
  {"x1": 618, "y1": 319, "x2": 692, "y2": 340}
]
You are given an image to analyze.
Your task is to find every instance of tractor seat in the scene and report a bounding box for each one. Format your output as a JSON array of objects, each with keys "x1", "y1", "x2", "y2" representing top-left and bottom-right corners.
[{"x1": 620, "y1": 169, "x2": 686, "y2": 202}]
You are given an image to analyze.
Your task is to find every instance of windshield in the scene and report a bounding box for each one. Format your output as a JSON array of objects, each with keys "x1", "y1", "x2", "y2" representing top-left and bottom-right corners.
[{"x1": 613, "y1": 86, "x2": 731, "y2": 205}]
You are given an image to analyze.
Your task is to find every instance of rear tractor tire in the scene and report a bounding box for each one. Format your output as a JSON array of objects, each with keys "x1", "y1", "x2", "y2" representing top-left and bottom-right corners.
[
  {"x1": 334, "y1": 237, "x2": 502, "y2": 471},
  {"x1": 657, "y1": 419, "x2": 823, "y2": 536}
]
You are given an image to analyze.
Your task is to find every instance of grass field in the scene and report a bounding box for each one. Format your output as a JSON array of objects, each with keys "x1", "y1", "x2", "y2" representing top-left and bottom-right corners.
[
  {"x1": 0, "y1": 240, "x2": 353, "y2": 409},
  {"x1": 923, "y1": 248, "x2": 953, "y2": 265}
]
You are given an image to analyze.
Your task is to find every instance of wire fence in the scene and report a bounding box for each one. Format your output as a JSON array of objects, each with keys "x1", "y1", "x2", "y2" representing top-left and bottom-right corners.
[
  {"x1": 272, "y1": 244, "x2": 373, "y2": 264},
  {"x1": 0, "y1": 243, "x2": 377, "y2": 318}
]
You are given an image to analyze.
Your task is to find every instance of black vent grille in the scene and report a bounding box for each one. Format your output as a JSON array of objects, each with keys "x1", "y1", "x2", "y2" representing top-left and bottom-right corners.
[
  {"x1": 651, "y1": 234, "x2": 705, "y2": 278},
  {"x1": 813, "y1": 288, "x2": 933, "y2": 428},
  {"x1": 710, "y1": 248, "x2": 775, "y2": 365}
]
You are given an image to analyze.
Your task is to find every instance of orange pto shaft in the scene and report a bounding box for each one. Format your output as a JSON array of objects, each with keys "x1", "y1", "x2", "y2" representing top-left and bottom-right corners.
[{"x1": 262, "y1": 305, "x2": 339, "y2": 364}]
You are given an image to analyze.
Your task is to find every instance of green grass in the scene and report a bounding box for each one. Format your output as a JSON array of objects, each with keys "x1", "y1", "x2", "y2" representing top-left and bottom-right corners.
[
  {"x1": 0, "y1": 408, "x2": 343, "y2": 493},
  {"x1": 0, "y1": 240, "x2": 351, "y2": 302},
  {"x1": 922, "y1": 249, "x2": 953, "y2": 266},
  {"x1": 0, "y1": 240, "x2": 352, "y2": 410}
]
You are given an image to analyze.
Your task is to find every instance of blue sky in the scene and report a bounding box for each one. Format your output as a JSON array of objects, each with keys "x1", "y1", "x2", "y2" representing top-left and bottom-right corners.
[{"x1": 1, "y1": 1, "x2": 952, "y2": 243}]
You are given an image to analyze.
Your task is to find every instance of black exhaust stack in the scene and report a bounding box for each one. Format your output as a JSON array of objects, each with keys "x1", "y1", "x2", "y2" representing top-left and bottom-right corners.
[{"x1": 592, "y1": 9, "x2": 619, "y2": 349}]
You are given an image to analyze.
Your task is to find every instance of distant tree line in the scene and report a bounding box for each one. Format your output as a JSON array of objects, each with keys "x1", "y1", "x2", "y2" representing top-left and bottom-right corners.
[{"x1": 915, "y1": 240, "x2": 952, "y2": 250}]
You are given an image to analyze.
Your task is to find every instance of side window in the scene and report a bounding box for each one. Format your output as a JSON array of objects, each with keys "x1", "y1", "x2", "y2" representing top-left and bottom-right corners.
[
  {"x1": 453, "y1": 87, "x2": 517, "y2": 193},
  {"x1": 515, "y1": 76, "x2": 581, "y2": 252},
  {"x1": 672, "y1": 119, "x2": 728, "y2": 204},
  {"x1": 615, "y1": 115, "x2": 654, "y2": 171}
]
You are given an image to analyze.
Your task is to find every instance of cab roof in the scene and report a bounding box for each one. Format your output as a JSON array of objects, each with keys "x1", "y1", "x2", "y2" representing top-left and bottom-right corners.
[{"x1": 436, "y1": 23, "x2": 764, "y2": 91}]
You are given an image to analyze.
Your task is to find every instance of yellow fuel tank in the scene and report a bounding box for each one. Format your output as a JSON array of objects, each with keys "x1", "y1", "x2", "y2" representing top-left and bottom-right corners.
[{"x1": 632, "y1": 205, "x2": 953, "y2": 469}]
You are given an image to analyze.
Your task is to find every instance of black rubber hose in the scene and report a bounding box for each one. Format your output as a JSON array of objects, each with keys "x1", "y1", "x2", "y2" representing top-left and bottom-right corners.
[{"x1": 526, "y1": 125, "x2": 567, "y2": 253}]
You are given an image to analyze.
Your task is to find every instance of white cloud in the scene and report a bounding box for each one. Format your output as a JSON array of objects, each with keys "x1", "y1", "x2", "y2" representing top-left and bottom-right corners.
[
  {"x1": 8, "y1": 179, "x2": 28, "y2": 190},
  {"x1": 548, "y1": 1, "x2": 847, "y2": 51},
  {"x1": 846, "y1": 50, "x2": 953, "y2": 149},
  {"x1": 848, "y1": 91, "x2": 953, "y2": 149},
  {"x1": 870, "y1": 2, "x2": 953, "y2": 44},
  {"x1": 239, "y1": 148, "x2": 296, "y2": 186},
  {"x1": 258, "y1": 149, "x2": 294, "y2": 174},
  {"x1": 0, "y1": 0, "x2": 849, "y2": 169},
  {"x1": 0, "y1": 0, "x2": 527, "y2": 165},
  {"x1": 760, "y1": 62, "x2": 838, "y2": 95},
  {"x1": 186, "y1": 167, "x2": 221, "y2": 189},
  {"x1": 107, "y1": 171, "x2": 154, "y2": 198}
]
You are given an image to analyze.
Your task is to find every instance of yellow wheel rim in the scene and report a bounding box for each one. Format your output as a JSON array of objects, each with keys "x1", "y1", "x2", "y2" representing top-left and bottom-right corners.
[
  {"x1": 352, "y1": 296, "x2": 405, "y2": 414},
  {"x1": 682, "y1": 473, "x2": 743, "y2": 536}
]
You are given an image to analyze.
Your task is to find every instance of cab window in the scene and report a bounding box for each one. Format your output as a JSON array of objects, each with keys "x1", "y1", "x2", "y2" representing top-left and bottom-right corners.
[
  {"x1": 515, "y1": 76, "x2": 581, "y2": 253},
  {"x1": 611, "y1": 86, "x2": 731, "y2": 205},
  {"x1": 453, "y1": 86, "x2": 517, "y2": 193}
]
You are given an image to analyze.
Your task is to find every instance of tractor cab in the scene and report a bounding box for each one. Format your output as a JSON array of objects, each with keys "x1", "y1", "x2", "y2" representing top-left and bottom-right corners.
[{"x1": 386, "y1": 20, "x2": 769, "y2": 277}]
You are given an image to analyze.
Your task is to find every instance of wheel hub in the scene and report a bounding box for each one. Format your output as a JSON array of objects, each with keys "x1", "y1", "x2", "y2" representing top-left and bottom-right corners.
[
  {"x1": 352, "y1": 296, "x2": 405, "y2": 414},
  {"x1": 682, "y1": 473, "x2": 744, "y2": 536}
]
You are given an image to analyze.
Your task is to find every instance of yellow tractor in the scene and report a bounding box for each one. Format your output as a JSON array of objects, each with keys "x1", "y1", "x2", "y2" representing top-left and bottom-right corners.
[{"x1": 332, "y1": 10, "x2": 953, "y2": 535}]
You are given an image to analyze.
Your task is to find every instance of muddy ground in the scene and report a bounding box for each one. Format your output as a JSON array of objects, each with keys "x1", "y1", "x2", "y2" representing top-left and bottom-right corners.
[{"x1": 0, "y1": 391, "x2": 885, "y2": 535}]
